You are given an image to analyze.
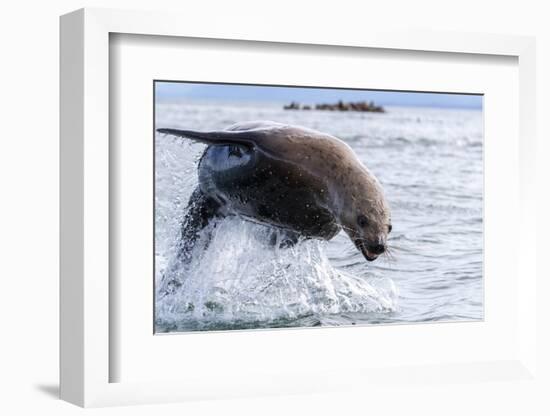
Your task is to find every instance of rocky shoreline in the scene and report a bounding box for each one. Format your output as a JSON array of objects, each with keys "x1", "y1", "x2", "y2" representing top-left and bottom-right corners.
[{"x1": 284, "y1": 100, "x2": 385, "y2": 113}]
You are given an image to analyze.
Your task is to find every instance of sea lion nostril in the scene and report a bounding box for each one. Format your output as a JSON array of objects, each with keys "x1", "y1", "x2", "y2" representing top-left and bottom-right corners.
[{"x1": 368, "y1": 244, "x2": 385, "y2": 255}]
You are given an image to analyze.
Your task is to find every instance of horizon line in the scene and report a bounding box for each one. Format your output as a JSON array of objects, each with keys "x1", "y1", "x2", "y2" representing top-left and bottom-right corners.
[{"x1": 155, "y1": 81, "x2": 483, "y2": 110}]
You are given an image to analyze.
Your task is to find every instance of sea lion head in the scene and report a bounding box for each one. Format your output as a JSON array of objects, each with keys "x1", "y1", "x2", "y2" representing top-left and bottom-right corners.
[{"x1": 337, "y1": 170, "x2": 392, "y2": 262}]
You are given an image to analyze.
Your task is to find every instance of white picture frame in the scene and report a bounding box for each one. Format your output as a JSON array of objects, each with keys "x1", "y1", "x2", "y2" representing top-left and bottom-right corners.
[{"x1": 60, "y1": 7, "x2": 537, "y2": 407}]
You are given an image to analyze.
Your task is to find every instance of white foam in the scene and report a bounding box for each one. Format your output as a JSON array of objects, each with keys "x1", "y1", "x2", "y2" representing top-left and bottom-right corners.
[{"x1": 156, "y1": 217, "x2": 398, "y2": 330}]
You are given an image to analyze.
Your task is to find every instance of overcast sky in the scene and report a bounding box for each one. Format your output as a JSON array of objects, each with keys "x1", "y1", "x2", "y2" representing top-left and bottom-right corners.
[{"x1": 155, "y1": 81, "x2": 482, "y2": 109}]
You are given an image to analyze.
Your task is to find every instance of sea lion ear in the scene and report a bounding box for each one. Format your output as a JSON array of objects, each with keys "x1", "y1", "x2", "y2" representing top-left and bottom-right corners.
[{"x1": 157, "y1": 128, "x2": 258, "y2": 148}]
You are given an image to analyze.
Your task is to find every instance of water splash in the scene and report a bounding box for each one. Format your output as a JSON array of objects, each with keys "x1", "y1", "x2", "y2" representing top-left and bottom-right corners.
[{"x1": 155, "y1": 217, "x2": 398, "y2": 332}]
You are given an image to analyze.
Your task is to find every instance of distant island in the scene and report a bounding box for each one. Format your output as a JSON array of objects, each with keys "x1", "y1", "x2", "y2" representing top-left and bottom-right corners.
[{"x1": 284, "y1": 100, "x2": 385, "y2": 113}]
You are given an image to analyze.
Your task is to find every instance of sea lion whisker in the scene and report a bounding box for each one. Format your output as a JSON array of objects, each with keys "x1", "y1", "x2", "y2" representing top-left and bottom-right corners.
[
  {"x1": 339, "y1": 224, "x2": 356, "y2": 234},
  {"x1": 384, "y1": 245, "x2": 396, "y2": 264}
]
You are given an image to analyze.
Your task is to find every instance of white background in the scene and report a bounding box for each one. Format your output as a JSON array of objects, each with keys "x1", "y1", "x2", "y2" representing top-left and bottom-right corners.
[{"x1": 1, "y1": 1, "x2": 548, "y2": 415}]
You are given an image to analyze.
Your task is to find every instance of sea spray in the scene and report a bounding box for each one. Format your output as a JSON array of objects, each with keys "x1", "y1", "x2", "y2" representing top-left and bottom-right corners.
[{"x1": 156, "y1": 217, "x2": 398, "y2": 331}]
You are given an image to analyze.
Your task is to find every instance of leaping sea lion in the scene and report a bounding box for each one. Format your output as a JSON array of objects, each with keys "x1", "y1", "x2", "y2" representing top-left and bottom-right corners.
[{"x1": 157, "y1": 121, "x2": 392, "y2": 263}]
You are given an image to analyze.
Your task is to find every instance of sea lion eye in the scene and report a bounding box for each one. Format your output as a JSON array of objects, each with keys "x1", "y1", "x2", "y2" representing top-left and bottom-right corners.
[
  {"x1": 388, "y1": 224, "x2": 393, "y2": 233},
  {"x1": 357, "y1": 215, "x2": 369, "y2": 227}
]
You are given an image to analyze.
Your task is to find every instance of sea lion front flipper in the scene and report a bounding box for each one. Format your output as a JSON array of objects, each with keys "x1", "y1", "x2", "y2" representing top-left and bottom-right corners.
[
  {"x1": 158, "y1": 188, "x2": 222, "y2": 297},
  {"x1": 157, "y1": 122, "x2": 341, "y2": 167},
  {"x1": 177, "y1": 187, "x2": 222, "y2": 264},
  {"x1": 157, "y1": 128, "x2": 264, "y2": 149}
]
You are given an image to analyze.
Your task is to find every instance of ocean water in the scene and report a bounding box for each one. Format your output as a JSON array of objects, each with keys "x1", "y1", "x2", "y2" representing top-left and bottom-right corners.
[{"x1": 154, "y1": 100, "x2": 483, "y2": 332}]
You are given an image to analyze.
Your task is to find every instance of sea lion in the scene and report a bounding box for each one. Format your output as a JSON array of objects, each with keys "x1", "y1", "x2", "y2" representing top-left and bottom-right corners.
[{"x1": 157, "y1": 121, "x2": 392, "y2": 263}]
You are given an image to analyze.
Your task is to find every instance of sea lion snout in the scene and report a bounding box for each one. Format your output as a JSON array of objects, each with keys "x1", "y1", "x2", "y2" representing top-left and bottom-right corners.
[
  {"x1": 368, "y1": 242, "x2": 386, "y2": 255},
  {"x1": 354, "y1": 237, "x2": 387, "y2": 262}
]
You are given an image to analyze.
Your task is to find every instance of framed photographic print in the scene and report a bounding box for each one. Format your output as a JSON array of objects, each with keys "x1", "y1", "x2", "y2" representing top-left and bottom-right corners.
[{"x1": 60, "y1": 8, "x2": 538, "y2": 407}]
